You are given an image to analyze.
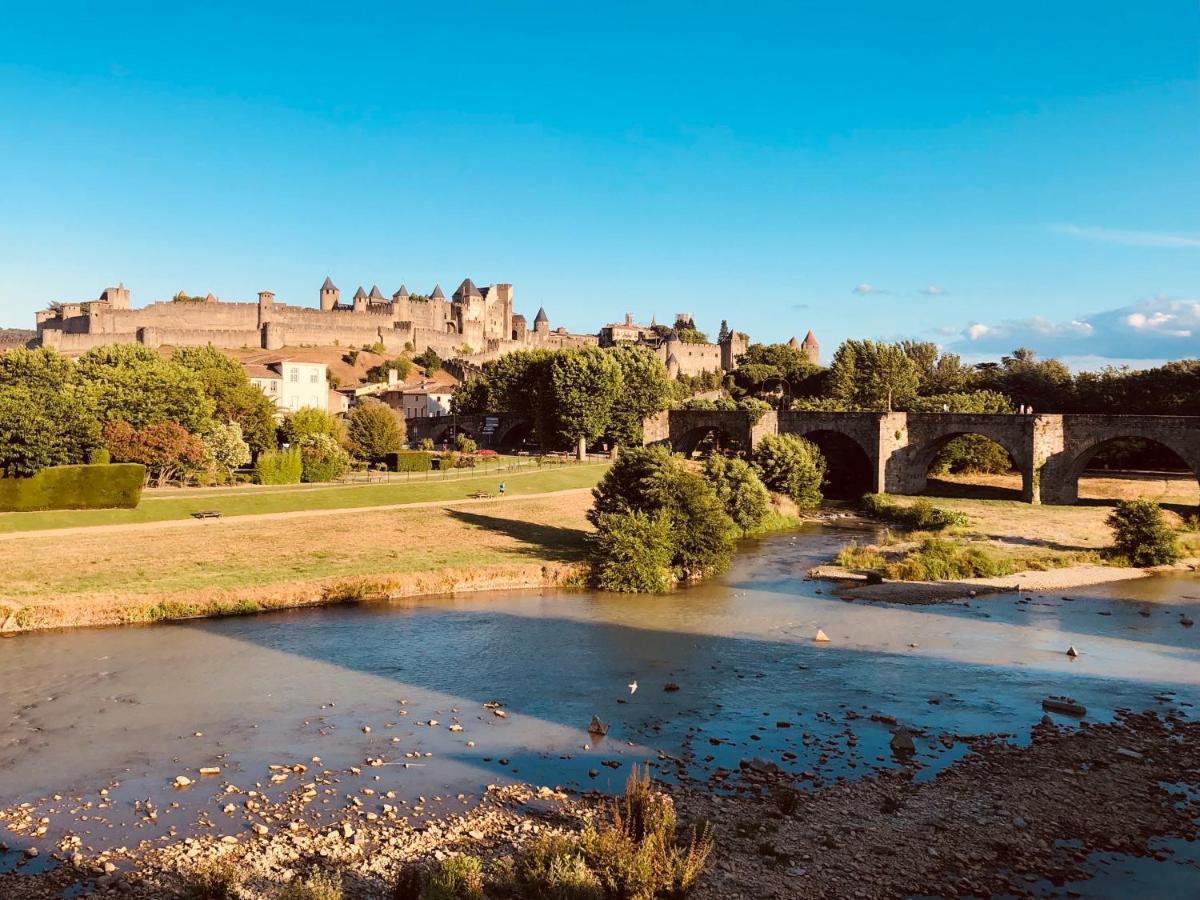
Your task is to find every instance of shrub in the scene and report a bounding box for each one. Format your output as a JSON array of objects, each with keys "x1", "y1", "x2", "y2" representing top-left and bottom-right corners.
[
  {"x1": 299, "y1": 433, "x2": 351, "y2": 482},
  {"x1": 422, "y1": 856, "x2": 484, "y2": 900},
  {"x1": 0, "y1": 463, "x2": 144, "y2": 512},
  {"x1": 88, "y1": 447, "x2": 111, "y2": 465},
  {"x1": 278, "y1": 870, "x2": 343, "y2": 900},
  {"x1": 752, "y1": 434, "x2": 825, "y2": 508},
  {"x1": 590, "y1": 510, "x2": 675, "y2": 593},
  {"x1": 103, "y1": 420, "x2": 206, "y2": 487},
  {"x1": 834, "y1": 540, "x2": 885, "y2": 570},
  {"x1": 861, "y1": 494, "x2": 966, "y2": 531},
  {"x1": 185, "y1": 857, "x2": 241, "y2": 900},
  {"x1": 1106, "y1": 499, "x2": 1181, "y2": 567},
  {"x1": 202, "y1": 421, "x2": 252, "y2": 483},
  {"x1": 703, "y1": 455, "x2": 770, "y2": 534},
  {"x1": 884, "y1": 537, "x2": 1015, "y2": 581},
  {"x1": 282, "y1": 407, "x2": 345, "y2": 446},
  {"x1": 390, "y1": 451, "x2": 434, "y2": 472},
  {"x1": 455, "y1": 433, "x2": 478, "y2": 454},
  {"x1": 736, "y1": 397, "x2": 772, "y2": 425},
  {"x1": 256, "y1": 447, "x2": 303, "y2": 485},
  {"x1": 418, "y1": 438, "x2": 435, "y2": 451}
]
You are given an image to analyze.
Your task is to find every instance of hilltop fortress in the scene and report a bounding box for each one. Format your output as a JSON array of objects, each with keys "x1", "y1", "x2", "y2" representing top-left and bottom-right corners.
[
  {"x1": 33, "y1": 279, "x2": 819, "y2": 375},
  {"x1": 35, "y1": 278, "x2": 596, "y2": 360}
]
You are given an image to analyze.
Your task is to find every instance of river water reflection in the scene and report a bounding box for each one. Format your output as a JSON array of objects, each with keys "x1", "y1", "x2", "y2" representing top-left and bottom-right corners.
[{"x1": 2, "y1": 524, "x2": 1198, "y2": 883}]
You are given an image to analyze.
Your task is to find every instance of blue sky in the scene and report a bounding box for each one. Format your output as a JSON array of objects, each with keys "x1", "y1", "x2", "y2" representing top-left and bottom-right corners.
[{"x1": 2, "y1": 2, "x2": 1197, "y2": 365}]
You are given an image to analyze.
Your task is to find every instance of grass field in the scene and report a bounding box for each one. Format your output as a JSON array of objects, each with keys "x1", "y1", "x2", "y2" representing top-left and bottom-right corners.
[
  {"x1": 0, "y1": 461, "x2": 608, "y2": 534},
  {"x1": 0, "y1": 488, "x2": 600, "y2": 631}
]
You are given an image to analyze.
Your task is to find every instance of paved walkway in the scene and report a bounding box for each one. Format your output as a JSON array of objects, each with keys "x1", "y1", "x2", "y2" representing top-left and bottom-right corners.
[{"x1": 0, "y1": 487, "x2": 595, "y2": 543}]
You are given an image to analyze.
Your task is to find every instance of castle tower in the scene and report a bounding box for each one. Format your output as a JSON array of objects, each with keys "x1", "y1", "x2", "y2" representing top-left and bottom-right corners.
[
  {"x1": 533, "y1": 306, "x2": 550, "y2": 336},
  {"x1": 368, "y1": 284, "x2": 386, "y2": 305},
  {"x1": 99, "y1": 282, "x2": 130, "y2": 309},
  {"x1": 352, "y1": 286, "x2": 368, "y2": 313},
  {"x1": 320, "y1": 276, "x2": 340, "y2": 311},
  {"x1": 257, "y1": 290, "x2": 275, "y2": 327},
  {"x1": 801, "y1": 329, "x2": 820, "y2": 365}
]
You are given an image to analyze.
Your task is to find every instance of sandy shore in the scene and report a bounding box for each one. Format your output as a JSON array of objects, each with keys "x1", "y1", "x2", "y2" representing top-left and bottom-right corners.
[{"x1": 810, "y1": 558, "x2": 1199, "y2": 604}]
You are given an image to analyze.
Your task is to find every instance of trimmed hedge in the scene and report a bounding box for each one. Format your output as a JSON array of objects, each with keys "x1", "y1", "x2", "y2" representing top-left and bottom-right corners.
[
  {"x1": 388, "y1": 451, "x2": 434, "y2": 472},
  {"x1": 0, "y1": 463, "x2": 145, "y2": 512}
]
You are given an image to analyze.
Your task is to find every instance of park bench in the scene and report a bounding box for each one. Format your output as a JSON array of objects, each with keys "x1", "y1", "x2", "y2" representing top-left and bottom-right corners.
[
  {"x1": 190, "y1": 510, "x2": 222, "y2": 520},
  {"x1": 467, "y1": 490, "x2": 492, "y2": 499}
]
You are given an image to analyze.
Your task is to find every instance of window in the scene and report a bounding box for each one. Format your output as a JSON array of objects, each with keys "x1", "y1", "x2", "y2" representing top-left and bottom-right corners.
[
  {"x1": 310, "y1": 371, "x2": 318, "y2": 384},
  {"x1": 290, "y1": 368, "x2": 299, "y2": 383}
]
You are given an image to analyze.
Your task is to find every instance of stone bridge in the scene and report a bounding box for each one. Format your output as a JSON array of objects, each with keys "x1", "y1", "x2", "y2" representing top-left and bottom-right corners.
[
  {"x1": 651, "y1": 409, "x2": 1200, "y2": 505},
  {"x1": 405, "y1": 413, "x2": 535, "y2": 451}
]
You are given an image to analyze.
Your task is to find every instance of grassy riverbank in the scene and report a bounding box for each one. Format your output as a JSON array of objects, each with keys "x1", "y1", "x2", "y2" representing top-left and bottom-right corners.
[
  {"x1": 0, "y1": 460, "x2": 607, "y2": 534},
  {"x1": 0, "y1": 477, "x2": 605, "y2": 632},
  {"x1": 819, "y1": 476, "x2": 1200, "y2": 601}
]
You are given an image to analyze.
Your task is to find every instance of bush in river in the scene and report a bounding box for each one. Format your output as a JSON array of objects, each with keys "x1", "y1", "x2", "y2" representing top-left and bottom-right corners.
[
  {"x1": 1105, "y1": 499, "x2": 1181, "y2": 567},
  {"x1": 883, "y1": 537, "x2": 1015, "y2": 581},
  {"x1": 702, "y1": 455, "x2": 770, "y2": 534},
  {"x1": 860, "y1": 493, "x2": 966, "y2": 531}
]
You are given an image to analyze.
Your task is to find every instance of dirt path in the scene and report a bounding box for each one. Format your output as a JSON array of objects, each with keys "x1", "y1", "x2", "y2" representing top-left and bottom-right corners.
[{"x1": 0, "y1": 487, "x2": 595, "y2": 544}]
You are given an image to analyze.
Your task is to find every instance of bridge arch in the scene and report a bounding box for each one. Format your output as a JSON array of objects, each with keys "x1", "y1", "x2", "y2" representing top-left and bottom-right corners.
[
  {"x1": 791, "y1": 429, "x2": 875, "y2": 498},
  {"x1": 1048, "y1": 431, "x2": 1200, "y2": 506},
  {"x1": 493, "y1": 419, "x2": 536, "y2": 452},
  {"x1": 674, "y1": 425, "x2": 743, "y2": 458}
]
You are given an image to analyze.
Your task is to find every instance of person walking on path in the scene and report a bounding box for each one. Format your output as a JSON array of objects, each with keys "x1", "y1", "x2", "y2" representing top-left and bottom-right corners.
[{"x1": 499, "y1": 482, "x2": 506, "y2": 496}]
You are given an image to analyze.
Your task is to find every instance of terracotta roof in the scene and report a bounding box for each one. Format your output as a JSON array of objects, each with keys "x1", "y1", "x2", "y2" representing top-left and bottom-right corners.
[
  {"x1": 788, "y1": 336, "x2": 801, "y2": 349},
  {"x1": 802, "y1": 329, "x2": 819, "y2": 345},
  {"x1": 243, "y1": 363, "x2": 282, "y2": 380}
]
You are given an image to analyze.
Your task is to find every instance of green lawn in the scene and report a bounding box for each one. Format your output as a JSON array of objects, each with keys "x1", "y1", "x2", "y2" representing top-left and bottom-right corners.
[{"x1": 0, "y1": 462, "x2": 608, "y2": 534}]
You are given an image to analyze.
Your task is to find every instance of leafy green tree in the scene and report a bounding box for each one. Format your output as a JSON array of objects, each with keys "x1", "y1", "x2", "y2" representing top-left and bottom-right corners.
[
  {"x1": 703, "y1": 455, "x2": 771, "y2": 533},
  {"x1": 365, "y1": 356, "x2": 413, "y2": 384},
  {"x1": 1106, "y1": 500, "x2": 1181, "y2": 567},
  {"x1": 451, "y1": 375, "x2": 491, "y2": 414},
  {"x1": 733, "y1": 343, "x2": 820, "y2": 398},
  {"x1": 346, "y1": 401, "x2": 406, "y2": 463},
  {"x1": 173, "y1": 345, "x2": 276, "y2": 454},
  {"x1": 753, "y1": 433, "x2": 826, "y2": 508},
  {"x1": 829, "y1": 340, "x2": 920, "y2": 411},
  {"x1": 588, "y1": 446, "x2": 736, "y2": 587},
  {"x1": 77, "y1": 344, "x2": 214, "y2": 432},
  {"x1": 672, "y1": 315, "x2": 708, "y2": 344},
  {"x1": 550, "y1": 347, "x2": 622, "y2": 450},
  {"x1": 0, "y1": 346, "x2": 77, "y2": 392},
  {"x1": 0, "y1": 384, "x2": 102, "y2": 477},
  {"x1": 607, "y1": 346, "x2": 672, "y2": 446},
  {"x1": 413, "y1": 348, "x2": 442, "y2": 372},
  {"x1": 589, "y1": 509, "x2": 675, "y2": 593},
  {"x1": 281, "y1": 407, "x2": 345, "y2": 447},
  {"x1": 973, "y1": 347, "x2": 1073, "y2": 412}
]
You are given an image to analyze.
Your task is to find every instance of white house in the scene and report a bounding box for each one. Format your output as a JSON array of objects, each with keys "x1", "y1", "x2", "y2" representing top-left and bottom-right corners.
[
  {"x1": 245, "y1": 359, "x2": 330, "y2": 414},
  {"x1": 381, "y1": 381, "x2": 454, "y2": 420}
]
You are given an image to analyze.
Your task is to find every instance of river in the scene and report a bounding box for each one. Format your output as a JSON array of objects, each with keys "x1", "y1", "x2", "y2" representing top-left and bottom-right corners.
[{"x1": 2, "y1": 524, "x2": 1198, "y2": 891}]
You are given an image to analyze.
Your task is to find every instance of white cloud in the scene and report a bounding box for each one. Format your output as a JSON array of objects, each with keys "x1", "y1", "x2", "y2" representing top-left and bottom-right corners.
[
  {"x1": 1049, "y1": 224, "x2": 1200, "y2": 249},
  {"x1": 948, "y1": 296, "x2": 1199, "y2": 361},
  {"x1": 919, "y1": 285, "x2": 949, "y2": 296},
  {"x1": 852, "y1": 283, "x2": 894, "y2": 296}
]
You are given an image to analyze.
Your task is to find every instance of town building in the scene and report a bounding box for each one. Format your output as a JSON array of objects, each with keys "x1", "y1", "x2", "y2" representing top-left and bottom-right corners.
[{"x1": 244, "y1": 359, "x2": 330, "y2": 414}]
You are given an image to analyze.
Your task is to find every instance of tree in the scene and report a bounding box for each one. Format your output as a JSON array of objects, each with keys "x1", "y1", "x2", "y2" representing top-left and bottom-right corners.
[
  {"x1": 589, "y1": 509, "x2": 675, "y2": 593},
  {"x1": 346, "y1": 401, "x2": 406, "y2": 463},
  {"x1": 454, "y1": 433, "x2": 477, "y2": 454},
  {"x1": 297, "y1": 433, "x2": 351, "y2": 482},
  {"x1": 103, "y1": 420, "x2": 206, "y2": 487},
  {"x1": 606, "y1": 346, "x2": 672, "y2": 446},
  {"x1": 451, "y1": 375, "x2": 491, "y2": 414},
  {"x1": 828, "y1": 340, "x2": 920, "y2": 411},
  {"x1": 413, "y1": 348, "x2": 442, "y2": 372},
  {"x1": 0, "y1": 384, "x2": 101, "y2": 477},
  {"x1": 78, "y1": 344, "x2": 214, "y2": 432},
  {"x1": 588, "y1": 446, "x2": 736, "y2": 587},
  {"x1": 201, "y1": 421, "x2": 251, "y2": 482},
  {"x1": 365, "y1": 356, "x2": 413, "y2": 384},
  {"x1": 1105, "y1": 500, "x2": 1181, "y2": 567},
  {"x1": 173, "y1": 346, "x2": 276, "y2": 454},
  {"x1": 703, "y1": 455, "x2": 771, "y2": 533},
  {"x1": 281, "y1": 407, "x2": 345, "y2": 447},
  {"x1": 0, "y1": 346, "x2": 77, "y2": 392},
  {"x1": 753, "y1": 433, "x2": 826, "y2": 508},
  {"x1": 550, "y1": 347, "x2": 622, "y2": 450}
]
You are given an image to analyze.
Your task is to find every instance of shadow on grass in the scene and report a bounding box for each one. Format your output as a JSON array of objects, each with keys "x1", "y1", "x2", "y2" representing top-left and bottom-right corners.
[
  {"x1": 922, "y1": 476, "x2": 1024, "y2": 502},
  {"x1": 446, "y1": 509, "x2": 591, "y2": 563}
]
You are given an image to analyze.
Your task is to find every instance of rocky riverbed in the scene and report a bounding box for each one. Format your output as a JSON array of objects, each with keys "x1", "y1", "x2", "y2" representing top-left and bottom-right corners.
[{"x1": 1, "y1": 711, "x2": 1197, "y2": 898}]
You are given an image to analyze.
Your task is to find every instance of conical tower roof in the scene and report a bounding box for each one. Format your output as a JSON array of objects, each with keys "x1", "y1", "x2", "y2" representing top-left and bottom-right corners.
[
  {"x1": 430, "y1": 284, "x2": 445, "y2": 300},
  {"x1": 352, "y1": 286, "x2": 367, "y2": 300},
  {"x1": 393, "y1": 284, "x2": 409, "y2": 299},
  {"x1": 534, "y1": 307, "x2": 549, "y2": 324},
  {"x1": 455, "y1": 277, "x2": 482, "y2": 300},
  {"x1": 321, "y1": 276, "x2": 337, "y2": 292},
  {"x1": 368, "y1": 284, "x2": 385, "y2": 301},
  {"x1": 788, "y1": 336, "x2": 801, "y2": 349},
  {"x1": 802, "y1": 329, "x2": 819, "y2": 346}
]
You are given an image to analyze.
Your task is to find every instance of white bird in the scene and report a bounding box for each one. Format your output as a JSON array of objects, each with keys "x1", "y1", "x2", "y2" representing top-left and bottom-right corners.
[{"x1": 628, "y1": 681, "x2": 638, "y2": 695}]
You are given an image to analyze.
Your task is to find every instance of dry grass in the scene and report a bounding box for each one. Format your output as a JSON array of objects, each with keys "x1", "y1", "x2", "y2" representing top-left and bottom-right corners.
[{"x1": 0, "y1": 493, "x2": 596, "y2": 632}]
